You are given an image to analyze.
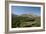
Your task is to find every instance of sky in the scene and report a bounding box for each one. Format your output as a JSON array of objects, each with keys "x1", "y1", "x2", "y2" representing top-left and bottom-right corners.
[{"x1": 11, "y1": 6, "x2": 41, "y2": 16}]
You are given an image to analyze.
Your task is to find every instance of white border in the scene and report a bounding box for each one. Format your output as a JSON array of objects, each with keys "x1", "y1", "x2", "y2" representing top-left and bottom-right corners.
[{"x1": 9, "y1": 3, "x2": 43, "y2": 31}]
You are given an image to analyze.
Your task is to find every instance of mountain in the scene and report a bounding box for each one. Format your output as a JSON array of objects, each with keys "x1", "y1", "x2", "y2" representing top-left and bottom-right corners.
[{"x1": 12, "y1": 14, "x2": 41, "y2": 28}]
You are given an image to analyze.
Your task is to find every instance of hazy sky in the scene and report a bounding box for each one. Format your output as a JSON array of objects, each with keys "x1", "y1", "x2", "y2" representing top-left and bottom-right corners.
[{"x1": 11, "y1": 6, "x2": 41, "y2": 16}]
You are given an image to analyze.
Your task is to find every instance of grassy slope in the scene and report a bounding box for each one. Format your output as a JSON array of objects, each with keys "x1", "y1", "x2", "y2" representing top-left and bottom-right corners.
[{"x1": 12, "y1": 14, "x2": 41, "y2": 28}]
